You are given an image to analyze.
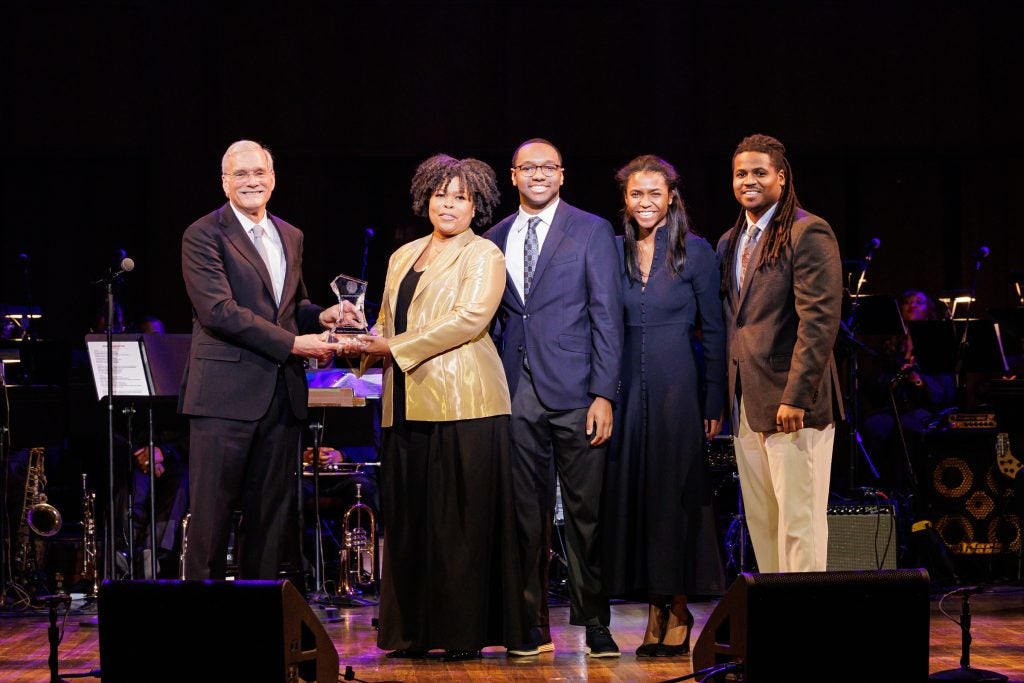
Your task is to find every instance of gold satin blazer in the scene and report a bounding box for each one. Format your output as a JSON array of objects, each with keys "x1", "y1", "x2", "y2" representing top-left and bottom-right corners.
[{"x1": 367, "y1": 228, "x2": 511, "y2": 427}]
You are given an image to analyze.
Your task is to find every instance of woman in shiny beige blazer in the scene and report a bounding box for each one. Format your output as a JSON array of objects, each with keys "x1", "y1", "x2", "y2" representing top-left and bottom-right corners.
[{"x1": 356, "y1": 154, "x2": 525, "y2": 661}]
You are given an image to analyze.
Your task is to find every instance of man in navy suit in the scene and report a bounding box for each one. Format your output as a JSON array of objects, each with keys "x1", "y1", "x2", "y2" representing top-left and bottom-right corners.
[
  {"x1": 180, "y1": 140, "x2": 341, "y2": 580},
  {"x1": 485, "y1": 139, "x2": 624, "y2": 657}
]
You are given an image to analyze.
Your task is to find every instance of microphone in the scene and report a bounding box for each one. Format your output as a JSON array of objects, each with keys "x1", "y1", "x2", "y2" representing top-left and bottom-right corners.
[
  {"x1": 971, "y1": 246, "x2": 990, "y2": 260},
  {"x1": 18, "y1": 253, "x2": 29, "y2": 263},
  {"x1": 112, "y1": 257, "x2": 135, "y2": 278},
  {"x1": 364, "y1": 227, "x2": 375, "y2": 243},
  {"x1": 863, "y1": 237, "x2": 881, "y2": 261}
]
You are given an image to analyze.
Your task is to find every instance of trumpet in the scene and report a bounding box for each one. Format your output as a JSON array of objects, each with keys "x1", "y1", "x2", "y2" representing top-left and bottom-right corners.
[{"x1": 339, "y1": 483, "x2": 377, "y2": 597}]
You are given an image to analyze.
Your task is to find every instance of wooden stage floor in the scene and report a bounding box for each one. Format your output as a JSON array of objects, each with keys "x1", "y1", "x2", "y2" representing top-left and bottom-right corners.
[{"x1": 2, "y1": 583, "x2": 1023, "y2": 682}]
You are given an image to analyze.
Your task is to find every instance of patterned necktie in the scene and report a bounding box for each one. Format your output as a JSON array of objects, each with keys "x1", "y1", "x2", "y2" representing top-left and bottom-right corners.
[
  {"x1": 739, "y1": 225, "x2": 761, "y2": 289},
  {"x1": 524, "y1": 216, "x2": 541, "y2": 299}
]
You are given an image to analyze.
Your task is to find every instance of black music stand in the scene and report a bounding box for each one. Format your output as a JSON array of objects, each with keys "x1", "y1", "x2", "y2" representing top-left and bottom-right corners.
[
  {"x1": 845, "y1": 295, "x2": 906, "y2": 487},
  {"x1": 85, "y1": 333, "x2": 190, "y2": 581},
  {"x1": 908, "y1": 320, "x2": 1009, "y2": 384}
]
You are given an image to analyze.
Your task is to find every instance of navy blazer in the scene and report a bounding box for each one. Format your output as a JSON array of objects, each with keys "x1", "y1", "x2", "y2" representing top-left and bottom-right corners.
[
  {"x1": 179, "y1": 202, "x2": 322, "y2": 421},
  {"x1": 484, "y1": 200, "x2": 623, "y2": 411}
]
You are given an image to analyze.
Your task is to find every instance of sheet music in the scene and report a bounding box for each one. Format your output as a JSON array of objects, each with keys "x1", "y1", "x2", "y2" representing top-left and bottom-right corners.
[{"x1": 87, "y1": 340, "x2": 152, "y2": 398}]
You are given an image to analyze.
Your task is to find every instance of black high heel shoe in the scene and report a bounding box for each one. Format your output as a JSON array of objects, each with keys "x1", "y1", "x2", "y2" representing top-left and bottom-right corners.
[
  {"x1": 636, "y1": 603, "x2": 669, "y2": 657},
  {"x1": 655, "y1": 609, "x2": 693, "y2": 657},
  {"x1": 441, "y1": 649, "x2": 481, "y2": 662},
  {"x1": 385, "y1": 648, "x2": 428, "y2": 659}
]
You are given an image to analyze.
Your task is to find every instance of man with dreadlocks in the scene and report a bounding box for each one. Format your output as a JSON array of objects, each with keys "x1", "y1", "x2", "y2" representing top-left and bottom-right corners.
[{"x1": 717, "y1": 134, "x2": 844, "y2": 573}]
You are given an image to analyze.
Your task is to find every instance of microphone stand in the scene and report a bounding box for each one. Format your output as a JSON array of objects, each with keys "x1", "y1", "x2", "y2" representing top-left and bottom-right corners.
[
  {"x1": 104, "y1": 279, "x2": 117, "y2": 583},
  {"x1": 0, "y1": 363, "x2": 11, "y2": 606},
  {"x1": 929, "y1": 587, "x2": 1007, "y2": 681},
  {"x1": 952, "y1": 254, "x2": 986, "y2": 408},
  {"x1": 92, "y1": 264, "x2": 130, "y2": 584},
  {"x1": 307, "y1": 416, "x2": 330, "y2": 604},
  {"x1": 843, "y1": 246, "x2": 882, "y2": 489},
  {"x1": 360, "y1": 228, "x2": 373, "y2": 282}
]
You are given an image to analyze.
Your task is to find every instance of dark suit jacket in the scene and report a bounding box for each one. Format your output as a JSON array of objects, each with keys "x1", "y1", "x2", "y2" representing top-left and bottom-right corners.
[
  {"x1": 484, "y1": 200, "x2": 623, "y2": 410},
  {"x1": 717, "y1": 208, "x2": 844, "y2": 432},
  {"x1": 179, "y1": 202, "x2": 322, "y2": 421}
]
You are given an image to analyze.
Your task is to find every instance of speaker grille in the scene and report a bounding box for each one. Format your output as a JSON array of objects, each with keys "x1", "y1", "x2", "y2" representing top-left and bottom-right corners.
[
  {"x1": 826, "y1": 504, "x2": 897, "y2": 570},
  {"x1": 924, "y1": 431, "x2": 1020, "y2": 556}
]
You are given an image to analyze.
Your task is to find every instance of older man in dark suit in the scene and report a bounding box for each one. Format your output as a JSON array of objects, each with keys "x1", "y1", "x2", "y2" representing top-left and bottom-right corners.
[
  {"x1": 717, "y1": 134, "x2": 843, "y2": 573},
  {"x1": 485, "y1": 139, "x2": 624, "y2": 658},
  {"x1": 180, "y1": 140, "x2": 340, "y2": 580}
]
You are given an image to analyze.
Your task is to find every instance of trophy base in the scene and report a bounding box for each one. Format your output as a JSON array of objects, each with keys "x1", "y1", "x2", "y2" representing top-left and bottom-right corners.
[{"x1": 326, "y1": 330, "x2": 367, "y2": 343}]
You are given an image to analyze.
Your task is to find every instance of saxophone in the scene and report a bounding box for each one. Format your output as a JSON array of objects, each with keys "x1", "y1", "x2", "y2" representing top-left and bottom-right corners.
[
  {"x1": 14, "y1": 447, "x2": 62, "y2": 579},
  {"x1": 81, "y1": 473, "x2": 99, "y2": 598},
  {"x1": 26, "y1": 446, "x2": 62, "y2": 537}
]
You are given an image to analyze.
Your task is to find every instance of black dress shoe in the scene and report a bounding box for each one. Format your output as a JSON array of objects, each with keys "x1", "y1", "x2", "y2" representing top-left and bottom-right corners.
[
  {"x1": 386, "y1": 648, "x2": 428, "y2": 659},
  {"x1": 441, "y1": 649, "x2": 481, "y2": 662}
]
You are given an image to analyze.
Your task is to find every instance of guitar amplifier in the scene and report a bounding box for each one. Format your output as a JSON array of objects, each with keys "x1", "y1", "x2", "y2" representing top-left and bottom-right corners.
[
  {"x1": 826, "y1": 503, "x2": 898, "y2": 570},
  {"x1": 947, "y1": 412, "x2": 997, "y2": 429}
]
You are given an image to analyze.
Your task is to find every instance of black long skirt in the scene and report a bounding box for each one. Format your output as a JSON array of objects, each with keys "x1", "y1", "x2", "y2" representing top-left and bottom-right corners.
[{"x1": 376, "y1": 414, "x2": 526, "y2": 651}]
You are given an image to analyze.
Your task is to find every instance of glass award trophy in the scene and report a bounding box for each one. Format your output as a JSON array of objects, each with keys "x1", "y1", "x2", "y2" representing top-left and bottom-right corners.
[{"x1": 328, "y1": 274, "x2": 369, "y2": 341}]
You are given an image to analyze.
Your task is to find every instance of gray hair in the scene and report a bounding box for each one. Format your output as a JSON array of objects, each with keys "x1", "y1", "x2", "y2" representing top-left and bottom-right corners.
[{"x1": 221, "y1": 140, "x2": 275, "y2": 174}]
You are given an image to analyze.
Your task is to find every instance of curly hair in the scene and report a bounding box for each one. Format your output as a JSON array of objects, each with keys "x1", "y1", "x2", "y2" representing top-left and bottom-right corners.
[
  {"x1": 615, "y1": 154, "x2": 694, "y2": 283},
  {"x1": 410, "y1": 154, "x2": 501, "y2": 228},
  {"x1": 722, "y1": 134, "x2": 802, "y2": 289}
]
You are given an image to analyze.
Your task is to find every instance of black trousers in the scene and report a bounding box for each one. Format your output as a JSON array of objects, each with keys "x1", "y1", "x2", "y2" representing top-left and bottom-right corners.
[
  {"x1": 185, "y1": 373, "x2": 300, "y2": 580},
  {"x1": 509, "y1": 365, "x2": 610, "y2": 630}
]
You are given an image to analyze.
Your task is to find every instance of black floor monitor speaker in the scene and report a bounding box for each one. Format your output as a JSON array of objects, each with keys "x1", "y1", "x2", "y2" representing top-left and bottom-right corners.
[
  {"x1": 693, "y1": 569, "x2": 930, "y2": 682},
  {"x1": 98, "y1": 579, "x2": 339, "y2": 683}
]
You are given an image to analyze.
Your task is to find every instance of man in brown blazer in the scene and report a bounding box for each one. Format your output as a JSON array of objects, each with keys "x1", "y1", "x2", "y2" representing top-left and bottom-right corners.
[
  {"x1": 717, "y1": 134, "x2": 843, "y2": 573},
  {"x1": 180, "y1": 140, "x2": 341, "y2": 580}
]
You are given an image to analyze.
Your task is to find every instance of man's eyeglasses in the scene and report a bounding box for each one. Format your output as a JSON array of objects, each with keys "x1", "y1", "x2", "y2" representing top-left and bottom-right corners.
[
  {"x1": 225, "y1": 170, "x2": 271, "y2": 182},
  {"x1": 513, "y1": 164, "x2": 561, "y2": 178}
]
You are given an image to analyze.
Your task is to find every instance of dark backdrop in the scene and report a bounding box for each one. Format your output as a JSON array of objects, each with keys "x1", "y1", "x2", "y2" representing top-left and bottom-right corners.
[{"x1": 2, "y1": 1, "x2": 1021, "y2": 351}]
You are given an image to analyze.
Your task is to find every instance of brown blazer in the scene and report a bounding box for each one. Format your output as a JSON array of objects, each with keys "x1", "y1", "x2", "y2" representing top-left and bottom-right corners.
[
  {"x1": 367, "y1": 228, "x2": 511, "y2": 428},
  {"x1": 717, "y1": 208, "x2": 844, "y2": 432}
]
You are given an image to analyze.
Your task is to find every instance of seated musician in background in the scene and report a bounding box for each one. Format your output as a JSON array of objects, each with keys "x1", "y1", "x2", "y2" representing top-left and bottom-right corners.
[
  {"x1": 114, "y1": 316, "x2": 190, "y2": 579},
  {"x1": 122, "y1": 417, "x2": 189, "y2": 578},
  {"x1": 860, "y1": 289, "x2": 956, "y2": 493},
  {"x1": 301, "y1": 444, "x2": 379, "y2": 522}
]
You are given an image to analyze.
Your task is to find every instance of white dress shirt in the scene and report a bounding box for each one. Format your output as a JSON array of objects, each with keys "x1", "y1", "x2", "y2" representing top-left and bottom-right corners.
[
  {"x1": 231, "y1": 204, "x2": 286, "y2": 305},
  {"x1": 505, "y1": 198, "x2": 560, "y2": 300}
]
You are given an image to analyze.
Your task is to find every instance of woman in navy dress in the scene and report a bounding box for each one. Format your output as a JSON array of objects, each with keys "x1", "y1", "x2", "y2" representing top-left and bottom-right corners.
[{"x1": 602, "y1": 155, "x2": 726, "y2": 657}]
